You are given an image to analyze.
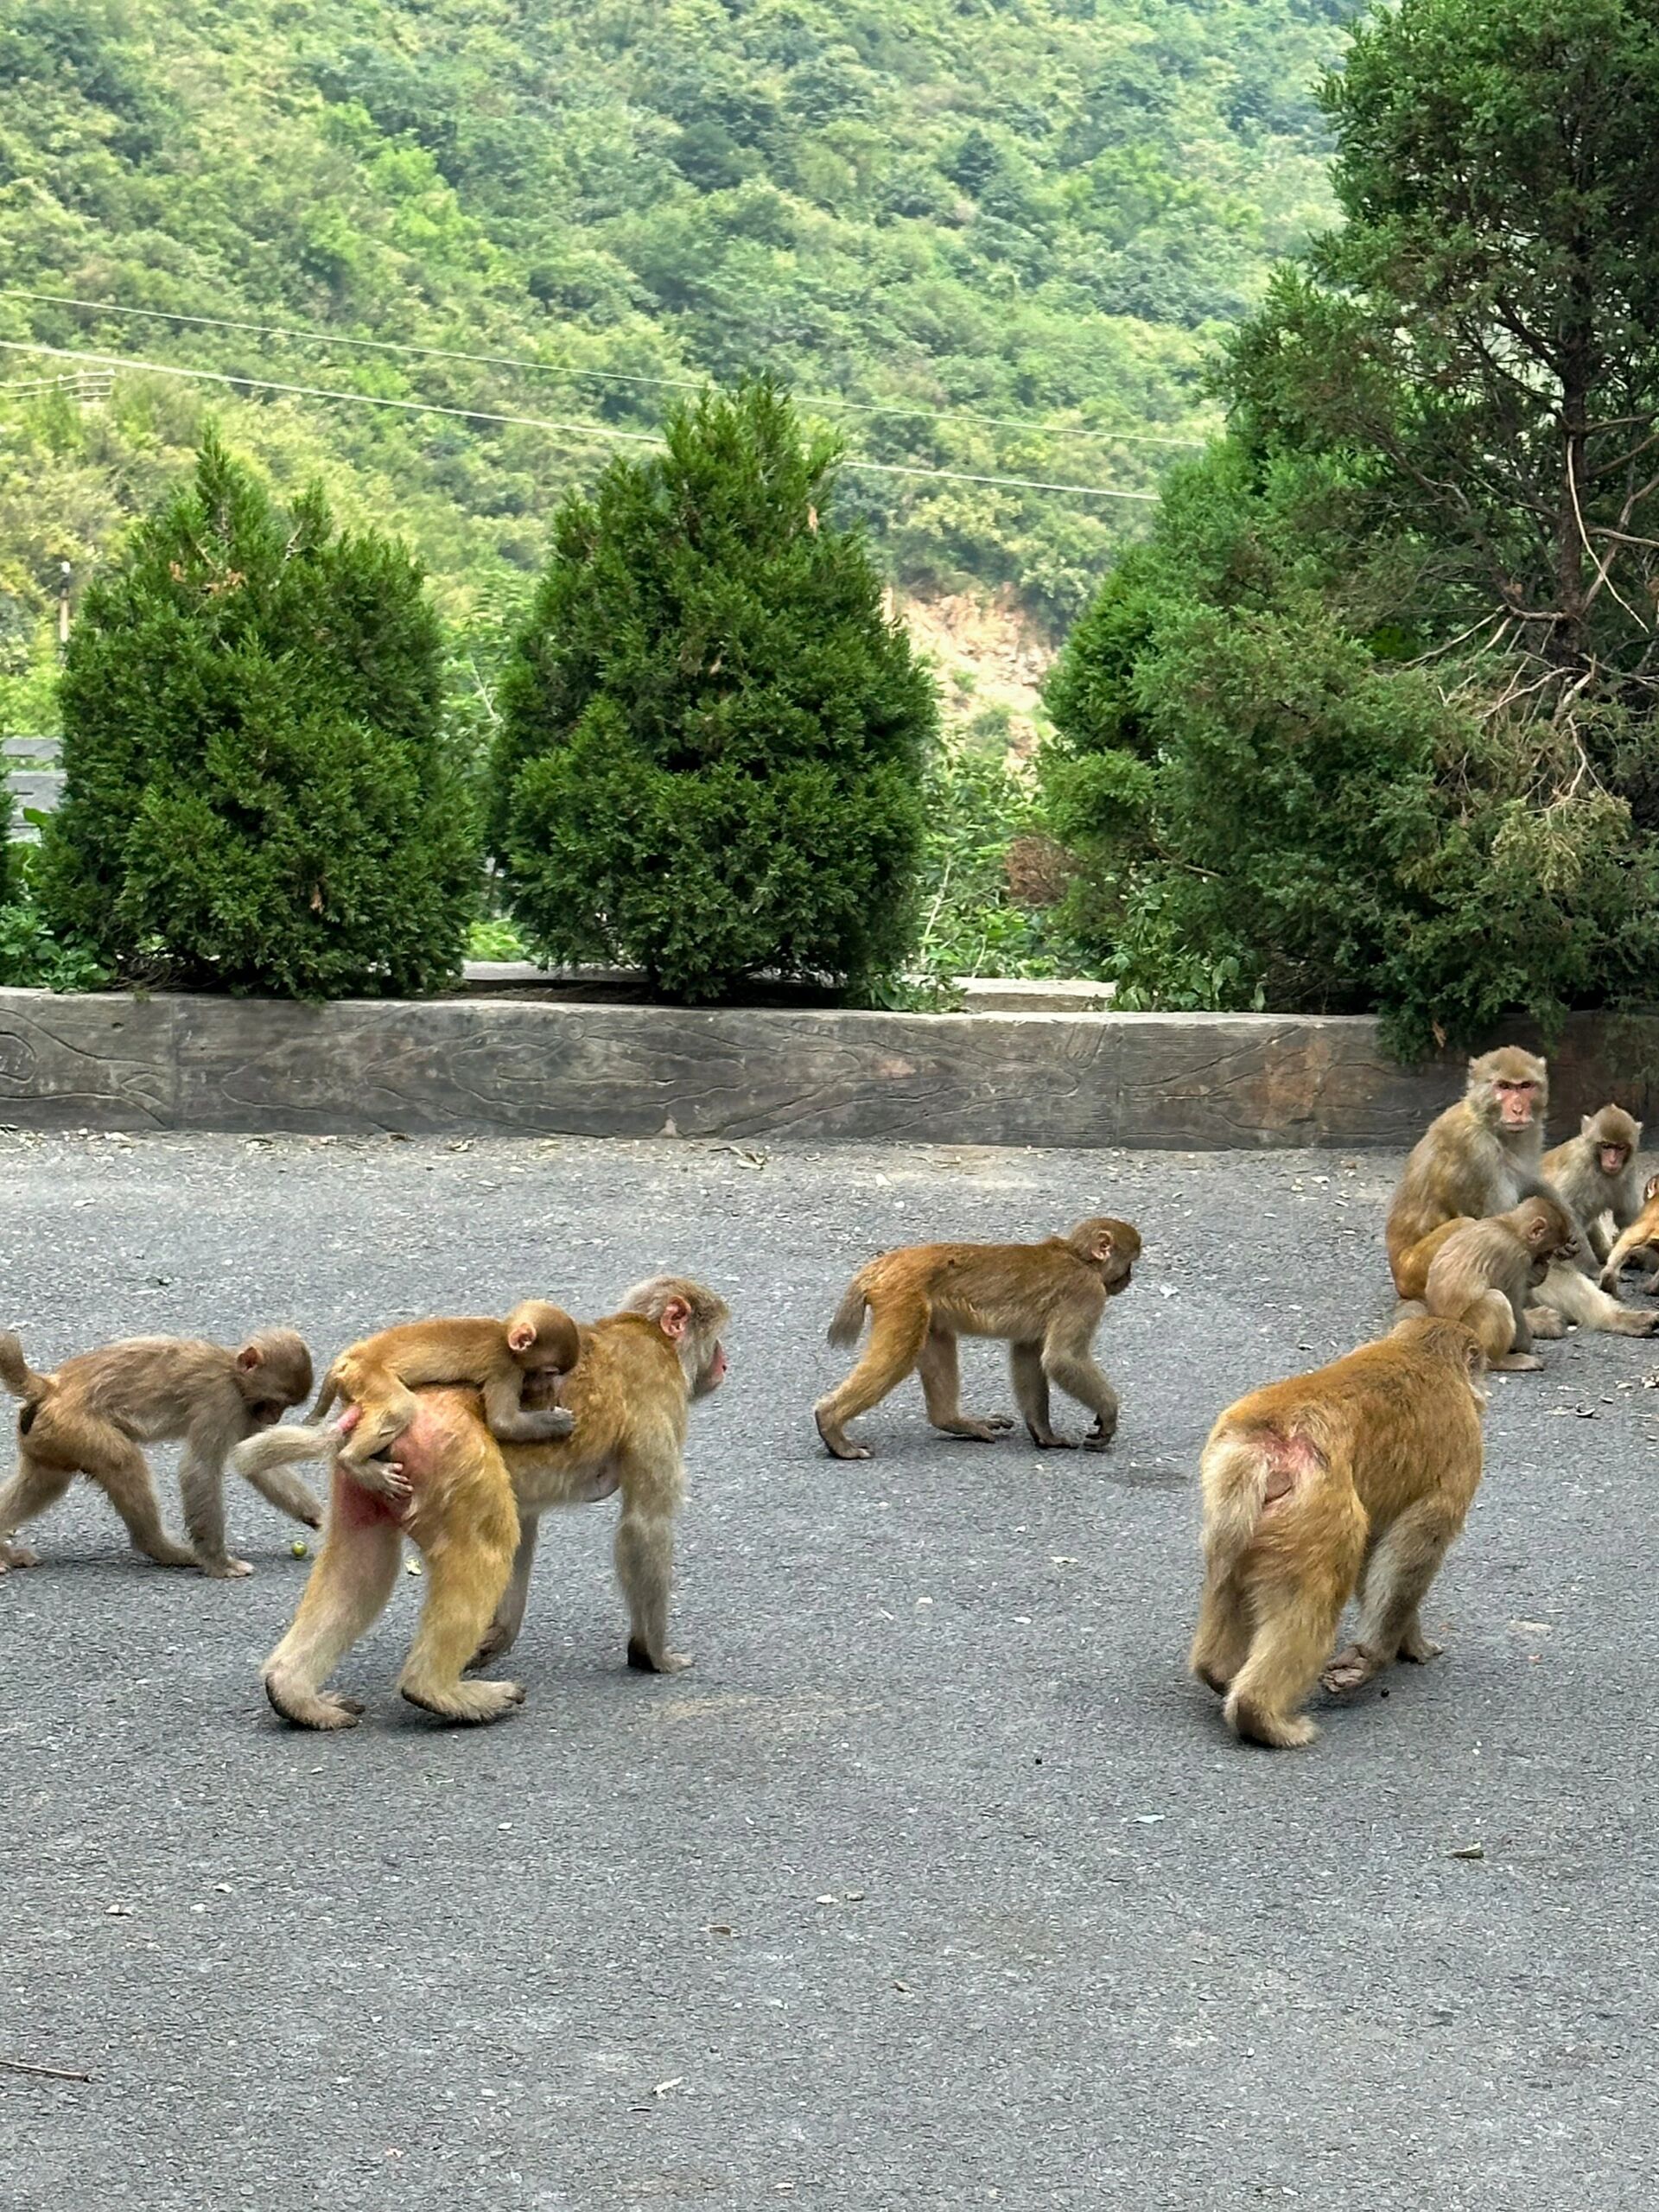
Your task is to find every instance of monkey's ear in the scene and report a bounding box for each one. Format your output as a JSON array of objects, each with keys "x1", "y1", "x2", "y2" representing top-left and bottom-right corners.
[
  {"x1": 1581, "y1": 1114, "x2": 1596, "y2": 1137},
  {"x1": 658, "y1": 1295, "x2": 692, "y2": 1342},
  {"x1": 1646, "y1": 1173, "x2": 1659, "y2": 1203},
  {"x1": 1088, "y1": 1230, "x2": 1116, "y2": 1264},
  {"x1": 235, "y1": 1344, "x2": 264, "y2": 1373},
  {"x1": 506, "y1": 1320, "x2": 537, "y2": 1354},
  {"x1": 1460, "y1": 1332, "x2": 1487, "y2": 1380}
]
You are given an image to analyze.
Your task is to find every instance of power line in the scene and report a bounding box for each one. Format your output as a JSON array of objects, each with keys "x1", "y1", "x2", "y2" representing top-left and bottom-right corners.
[
  {"x1": 2, "y1": 287, "x2": 1211, "y2": 449},
  {"x1": 0, "y1": 338, "x2": 1162, "y2": 501}
]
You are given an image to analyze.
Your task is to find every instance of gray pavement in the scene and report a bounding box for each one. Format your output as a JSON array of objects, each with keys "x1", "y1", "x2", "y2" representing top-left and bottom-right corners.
[{"x1": 0, "y1": 1128, "x2": 1654, "y2": 2210}]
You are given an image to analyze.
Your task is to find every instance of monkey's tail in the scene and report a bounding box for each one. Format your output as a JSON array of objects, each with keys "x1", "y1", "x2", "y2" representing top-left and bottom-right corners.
[
  {"x1": 1199, "y1": 1422, "x2": 1330, "y2": 1577},
  {"x1": 305, "y1": 1370, "x2": 342, "y2": 1424},
  {"x1": 827, "y1": 1281, "x2": 870, "y2": 1349},
  {"x1": 231, "y1": 1422, "x2": 340, "y2": 1486},
  {"x1": 0, "y1": 1331, "x2": 48, "y2": 1408}
]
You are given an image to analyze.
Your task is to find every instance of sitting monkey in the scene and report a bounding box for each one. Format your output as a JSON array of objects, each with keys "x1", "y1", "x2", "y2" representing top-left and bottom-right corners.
[{"x1": 312, "y1": 1302, "x2": 581, "y2": 1504}]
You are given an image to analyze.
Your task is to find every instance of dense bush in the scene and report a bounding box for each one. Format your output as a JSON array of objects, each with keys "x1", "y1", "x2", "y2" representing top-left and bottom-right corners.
[
  {"x1": 39, "y1": 435, "x2": 479, "y2": 997},
  {"x1": 1041, "y1": 0, "x2": 1659, "y2": 1057},
  {"x1": 490, "y1": 382, "x2": 934, "y2": 1000}
]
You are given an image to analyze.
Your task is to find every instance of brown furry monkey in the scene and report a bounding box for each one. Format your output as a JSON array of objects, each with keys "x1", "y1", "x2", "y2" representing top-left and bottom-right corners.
[
  {"x1": 242, "y1": 1278, "x2": 728, "y2": 1730},
  {"x1": 1541, "y1": 1104, "x2": 1644, "y2": 1265},
  {"x1": 814, "y1": 1217, "x2": 1140, "y2": 1460},
  {"x1": 1386, "y1": 1048, "x2": 1657, "y2": 1335},
  {"x1": 1599, "y1": 1173, "x2": 1659, "y2": 1292},
  {"x1": 1189, "y1": 1315, "x2": 1487, "y2": 1750},
  {"x1": 0, "y1": 1329, "x2": 317, "y2": 1577},
  {"x1": 310, "y1": 1302, "x2": 580, "y2": 1505},
  {"x1": 1422, "y1": 1195, "x2": 1581, "y2": 1370}
]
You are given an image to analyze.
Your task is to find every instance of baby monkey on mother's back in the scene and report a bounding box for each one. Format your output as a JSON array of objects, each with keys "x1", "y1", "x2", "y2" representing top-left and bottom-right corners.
[{"x1": 814, "y1": 1217, "x2": 1141, "y2": 1459}]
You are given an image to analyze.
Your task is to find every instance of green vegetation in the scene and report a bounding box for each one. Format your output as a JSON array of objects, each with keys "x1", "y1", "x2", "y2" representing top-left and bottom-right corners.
[
  {"x1": 38, "y1": 435, "x2": 478, "y2": 995},
  {"x1": 492, "y1": 383, "x2": 932, "y2": 1000},
  {"x1": 0, "y1": 0, "x2": 1361, "y2": 696},
  {"x1": 1042, "y1": 0, "x2": 1659, "y2": 1054}
]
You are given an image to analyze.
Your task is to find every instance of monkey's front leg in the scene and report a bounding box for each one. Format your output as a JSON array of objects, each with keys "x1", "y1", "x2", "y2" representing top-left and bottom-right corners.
[
  {"x1": 179, "y1": 1437, "x2": 252, "y2": 1578},
  {"x1": 1042, "y1": 1331, "x2": 1120, "y2": 1450},
  {"x1": 485, "y1": 1406, "x2": 575, "y2": 1445},
  {"x1": 616, "y1": 1484, "x2": 691, "y2": 1675}
]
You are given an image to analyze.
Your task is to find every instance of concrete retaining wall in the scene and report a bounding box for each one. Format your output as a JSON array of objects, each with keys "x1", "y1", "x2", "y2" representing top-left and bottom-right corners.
[{"x1": 3, "y1": 986, "x2": 1656, "y2": 1147}]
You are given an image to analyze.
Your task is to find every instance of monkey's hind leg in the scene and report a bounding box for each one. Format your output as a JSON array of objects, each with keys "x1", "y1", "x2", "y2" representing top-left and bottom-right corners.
[
  {"x1": 916, "y1": 1329, "x2": 1014, "y2": 1443},
  {"x1": 397, "y1": 1529, "x2": 524, "y2": 1725},
  {"x1": 0, "y1": 1451, "x2": 73, "y2": 1569},
  {"x1": 1224, "y1": 1584, "x2": 1344, "y2": 1750},
  {"x1": 264, "y1": 1503, "x2": 403, "y2": 1729},
  {"x1": 1539, "y1": 1260, "x2": 1659, "y2": 1336},
  {"x1": 813, "y1": 1300, "x2": 930, "y2": 1459},
  {"x1": 1189, "y1": 1567, "x2": 1252, "y2": 1696}
]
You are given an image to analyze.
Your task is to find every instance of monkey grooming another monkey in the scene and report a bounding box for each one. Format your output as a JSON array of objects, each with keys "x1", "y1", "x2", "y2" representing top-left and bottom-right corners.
[
  {"x1": 813, "y1": 1217, "x2": 1140, "y2": 1461},
  {"x1": 1599, "y1": 1173, "x2": 1659, "y2": 1292},
  {"x1": 1421, "y1": 1196, "x2": 1581, "y2": 1370},
  {"x1": 309, "y1": 1302, "x2": 581, "y2": 1504},
  {"x1": 1386, "y1": 1047, "x2": 1658, "y2": 1335},
  {"x1": 1189, "y1": 1315, "x2": 1487, "y2": 1750},
  {"x1": 243, "y1": 1277, "x2": 728, "y2": 1729},
  {"x1": 0, "y1": 1329, "x2": 318, "y2": 1577},
  {"x1": 1541, "y1": 1104, "x2": 1644, "y2": 1266}
]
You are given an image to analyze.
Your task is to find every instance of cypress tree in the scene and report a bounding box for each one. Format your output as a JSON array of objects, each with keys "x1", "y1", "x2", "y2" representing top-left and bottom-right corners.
[
  {"x1": 40, "y1": 433, "x2": 477, "y2": 996},
  {"x1": 490, "y1": 381, "x2": 933, "y2": 1000}
]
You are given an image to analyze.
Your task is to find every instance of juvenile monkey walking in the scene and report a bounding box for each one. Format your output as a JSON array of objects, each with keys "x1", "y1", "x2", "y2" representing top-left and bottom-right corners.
[
  {"x1": 0, "y1": 1328, "x2": 318, "y2": 1577},
  {"x1": 814, "y1": 1217, "x2": 1140, "y2": 1460},
  {"x1": 1189, "y1": 1316, "x2": 1487, "y2": 1750},
  {"x1": 310, "y1": 1302, "x2": 581, "y2": 1504}
]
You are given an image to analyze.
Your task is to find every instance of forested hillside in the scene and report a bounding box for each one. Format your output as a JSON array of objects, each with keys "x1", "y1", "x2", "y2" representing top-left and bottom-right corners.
[{"x1": 0, "y1": 0, "x2": 1360, "y2": 719}]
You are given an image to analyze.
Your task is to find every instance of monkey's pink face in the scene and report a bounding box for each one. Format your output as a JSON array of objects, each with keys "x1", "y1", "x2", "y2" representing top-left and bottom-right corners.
[
  {"x1": 1495, "y1": 1078, "x2": 1539, "y2": 1128},
  {"x1": 1600, "y1": 1145, "x2": 1630, "y2": 1177}
]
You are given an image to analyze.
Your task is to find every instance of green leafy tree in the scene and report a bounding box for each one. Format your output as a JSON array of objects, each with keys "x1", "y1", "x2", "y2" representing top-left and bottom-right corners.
[
  {"x1": 39, "y1": 434, "x2": 478, "y2": 996},
  {"x1": 1043, "y1": 0, "x2": 1659, "y2": 1055},
  {"x1": 490, "y1": 381, "x2": 934, "y2": 999}
]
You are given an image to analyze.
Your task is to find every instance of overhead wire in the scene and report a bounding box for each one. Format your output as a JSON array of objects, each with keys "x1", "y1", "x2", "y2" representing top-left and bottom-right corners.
[
  {"x1": 1, "y1": 286, "x2": 1211, "y2": 449},
  {"x1": 0, "y1": 338, "x2": 1163, "y2": 500}
]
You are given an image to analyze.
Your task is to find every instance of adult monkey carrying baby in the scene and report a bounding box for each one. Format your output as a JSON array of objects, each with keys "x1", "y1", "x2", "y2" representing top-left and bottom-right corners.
[
  {"x1": 1386, "y1": 1047, "x2": 1659, "y2": 1336},
  {"x1": 240, "y1": 1276, "x2": 728, "y2": 1729}
]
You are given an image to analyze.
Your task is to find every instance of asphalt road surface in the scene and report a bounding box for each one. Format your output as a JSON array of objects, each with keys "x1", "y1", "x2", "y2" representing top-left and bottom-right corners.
[{"x1": 1, "y1": 1129, "x2": 1654, "y2": 2211}]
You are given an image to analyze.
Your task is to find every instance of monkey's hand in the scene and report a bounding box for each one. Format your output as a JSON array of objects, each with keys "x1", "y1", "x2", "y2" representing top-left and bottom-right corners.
[
  {"x1": 1082, "y1": 1418, "x2": 1117, "y2": 1452},
  {"x1": 348, "y1": 1456, "x2": 412, "y2": 1504},
  {"x1": 491, "y1": 1406, "x2": 575, "y2": 1444},
  {"x1": 200, "y1": 1554, "x2": 255, "y2": 1580},
  {"x1": 0, "y1": 1540, "x2": 41, "y2": 1571},
  {"x1": 627, "y1": 1637, "x2": 693, "y2": 1675}
]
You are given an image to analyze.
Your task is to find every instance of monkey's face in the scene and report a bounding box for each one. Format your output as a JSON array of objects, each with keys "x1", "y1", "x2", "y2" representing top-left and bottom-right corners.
[
  {"x1": 691, "y1": 1340, "x2": 728, "y2": 1401},
  {"x1": 1599, "y1": 1144, "x2": 1630, "y2": 1178},
  {"x1": 1471, "y1": 1050, "x2": 1546, "y2": 1131},
  {"x1": 245, "y1": 1397, "x2": 290, "y2": 1430}
]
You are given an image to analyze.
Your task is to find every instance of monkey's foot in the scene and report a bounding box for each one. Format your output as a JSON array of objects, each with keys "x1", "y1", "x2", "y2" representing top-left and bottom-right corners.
[
  {"x1": 199, "y1": 1555, "x2": 255, "y2": 1580},
  {"x1": 1026, "y1": 1426, "x2": 1077, "y2": 1449},
  {"x1": 0, "y1": 1541, "x2": 41, "y2": 1571},
  {"x1": 400, "y1": 1678, "x2": 525, "y2": 1726},
  {"x1": 1321, "y1": 1644, "x2": 1382, "y2": 1694},
  {"x1": 264, "y1": 1676, "x2": 365, "y2": 1730},
  {"x1": 1082, "y1": 1422, "x2": 1118, "y2": 1453},
  {"x1": 1192, "y1": 1660, "x2": 1232, "y2": 1696},
  {"x1": 938, "y1": 1414, "x2": 1016, "y2": 1441},
  {"x1": 141, "y1": 1537, "x2": 206, "y2": 1568},
  {"x1": 1523, "y1": 1306, "x2": 1568, "y2": 1339},
  {"x1": 1492, "y1": 1353, "x2": 1546, "y2": 1372},
  {"x1": 814, "y1": 1410, "x2": 870, "y2": 1460},
  {"x1": 628, "y1": 1637, "x2": 693, "y2": 1675},
  {"x1": 1225, "y1": 1691, "x2": 1318, "y2": 1748},
  {"x1": 1397, "y1": 1628, "x2": 1442, "y2": 1664}
]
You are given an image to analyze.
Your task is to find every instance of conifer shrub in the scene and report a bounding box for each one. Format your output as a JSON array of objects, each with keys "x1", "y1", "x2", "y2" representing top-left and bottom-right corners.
[
  {"x1": 489, "y1": 382, "x2": 933, "y2": 1000},
  {"x1": 39, "y1": 435, "x2": 478, "y2": 996}
]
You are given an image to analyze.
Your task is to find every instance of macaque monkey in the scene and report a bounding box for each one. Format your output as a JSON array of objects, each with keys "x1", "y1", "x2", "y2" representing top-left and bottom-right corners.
[
  {"x1": 813, "y1": 1217, "x2": 1141, "y2": 1462},
  {"x1": 1386, "y1": 1047, "x2": 1657, "y2": 1336},
  {"x1": 0, "y1": 1329, "x2": 318, "y2": 1578},
  {"x1": 1421, "y1": 1195, "x2": 1581, "y2": 1370},
  {"x1": 1541, "y1": 1104, "x2": 1644, "y2": 1265},
  {"x1": 1189, "y1": 1315, "x2": 1486, "y2": 1750},
  {"x1": 310, "y1": 1302, "x2": 580, "y2": 1504},
  {"x1": 239, "y1": 1277, "x2": 728, "y2": 1729},
  {"x1": 1599, "y1": 1173, "x2": 1659, "y2": 1292}
]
